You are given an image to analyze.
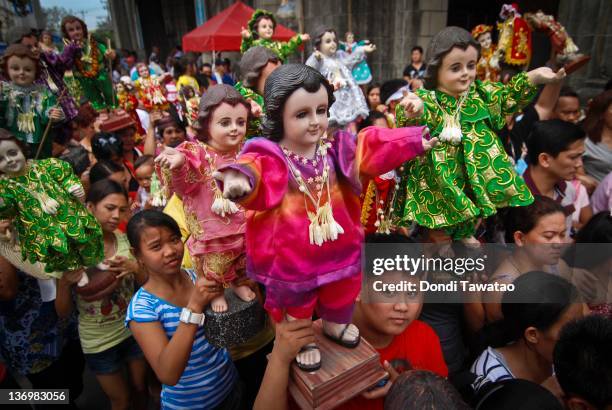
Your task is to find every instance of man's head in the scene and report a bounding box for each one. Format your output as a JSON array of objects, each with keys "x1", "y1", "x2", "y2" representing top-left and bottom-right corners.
[
  {"x1": 554, "y1": 87, "x2": 581, "y2": 124},
  {"x1": 201, "y1": 63, "x2": 212, "y2": 77},
  {"x1": 554, "y1": 315, "x2": 612, "y2": 410},
  {"x1": 526, "y1": 119, "x2": 586, "y2": 181}
]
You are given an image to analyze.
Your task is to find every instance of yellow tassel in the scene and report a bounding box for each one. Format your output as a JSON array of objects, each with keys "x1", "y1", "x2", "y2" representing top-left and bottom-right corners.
[{"x1": 17, "y1": 112, "x2": 35, "y2": 134}]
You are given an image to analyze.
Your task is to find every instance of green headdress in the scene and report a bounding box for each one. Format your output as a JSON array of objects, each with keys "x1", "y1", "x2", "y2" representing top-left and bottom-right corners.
[{"x1": 248, "y1": 9, "x2": 277, "y2": 39}]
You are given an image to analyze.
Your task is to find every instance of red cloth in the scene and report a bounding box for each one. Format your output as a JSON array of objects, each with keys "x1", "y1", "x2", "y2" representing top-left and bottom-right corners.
[
  {"x1": 335, "y1": 320, "x2": 448, "y2": 410},
  {"x1": 182, "y1": 1, "x2": 297, "y2": 52}
]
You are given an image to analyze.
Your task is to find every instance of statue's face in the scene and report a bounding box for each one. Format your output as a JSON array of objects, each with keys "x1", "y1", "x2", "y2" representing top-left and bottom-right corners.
[
  {"x1": 319, "y1": 31, "x2": 337, "y2": 57},
  {"x1": 346, "y1": 33, "x2": 354, "y2": 43},
  {"x1": 137, "y1": 64, "x2": 149, "y2": 78},
  {"x1": 7, "y1": 55, "x2": 36, "y2": 87},
  {"x1": 478, "y1": 32, "x2": 492, "y2": 50},
  {"x1": 116, "y1": 83, "x2": 125, "y2": 94},
  {"x1": 0, "y1": 140, "x2": 26, "y2": 174},
  {"x1": 437, "y1": 45, "x2": 478, "y2": 97},
  {"x1": 256, "y1": 18, "x2": 274, "y2": 40},
  {"x1": 65, "y1": 20, "x2": 84, "y2": 42},
  {"x1": 280, "y1": 85, "x2": 329, "y2": 151}
]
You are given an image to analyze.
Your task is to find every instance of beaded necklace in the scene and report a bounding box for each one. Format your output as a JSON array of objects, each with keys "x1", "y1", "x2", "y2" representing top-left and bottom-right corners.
[{"x1": 282, "y1": 140, "x2": 344, "y2": 246}]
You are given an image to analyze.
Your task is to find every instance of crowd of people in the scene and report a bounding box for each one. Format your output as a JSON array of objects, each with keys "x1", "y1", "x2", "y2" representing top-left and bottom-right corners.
[{"x1": 0, "y1": 6, "x2": 610, "y2": 410}]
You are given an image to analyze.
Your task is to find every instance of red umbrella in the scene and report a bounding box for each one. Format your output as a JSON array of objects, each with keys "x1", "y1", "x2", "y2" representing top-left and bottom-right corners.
[{"x1": 182, "y1": 1, "x2": 297, "y2": 52}]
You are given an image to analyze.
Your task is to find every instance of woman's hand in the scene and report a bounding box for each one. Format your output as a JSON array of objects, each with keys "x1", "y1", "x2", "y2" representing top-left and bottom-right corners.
[
  {"x1": 49, "y1": 108, "x2": 64, "y2": 122},
  {"x1": 361, "y1": 360, "x2": 400, "y2": 400},
  {"x1": 300, "y1": 34, "x2": 310, "y2": 42},
  {"x1": 188, "y1": 276, "x2": 223, "y2": 312},
  {"x1": 270, "y1": 318, "x2": 316, "y2": 366},
  {"x1": 108, "y1": 255, "x2": 140, "y2": 279},
  {"x1": 155, "y1": 146, "x2": 186, "y2": 170},
  {"x1": 59, "y1": 268, "x2": 86, "y2": 287},
  {"x1": 399, "y1": 92, "x2": 424, "y2": 119},
  {"x1": 527, "y1": 67, "x2": 566, "y2": 85}
]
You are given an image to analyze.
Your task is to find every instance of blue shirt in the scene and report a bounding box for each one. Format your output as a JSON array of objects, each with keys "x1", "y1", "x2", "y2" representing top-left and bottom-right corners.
[
  {"x1": 125, "y1": 270, "x2": 236, "y2": 409},
  {"x1": 0, "y1": 272, "x2": 78, "y2": 375}
]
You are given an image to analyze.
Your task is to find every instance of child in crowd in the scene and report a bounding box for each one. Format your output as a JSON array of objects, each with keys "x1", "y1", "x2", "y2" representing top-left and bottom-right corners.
[
  {"x1": 55, "y1": 179, "x2": 147, "y2": 410},
  {"x1": 133, "y1": 155, "x2": 154, "y2": 211},
  {"x1": 337, "y1": 233, "x2": 448, "y2": 410},
  {"x1": 125, "y1": 210, "x2": 240, "y2": 409}
]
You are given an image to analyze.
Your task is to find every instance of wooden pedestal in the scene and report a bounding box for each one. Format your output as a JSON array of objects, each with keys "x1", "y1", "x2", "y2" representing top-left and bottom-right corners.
[{"x1": 288, "y1": 320, "x2": 387, "y2": 410}]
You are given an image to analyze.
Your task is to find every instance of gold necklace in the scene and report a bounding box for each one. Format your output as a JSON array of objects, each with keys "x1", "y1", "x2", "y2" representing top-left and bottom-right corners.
[
  {"x1": 199, "y1": 142, "x2": 241, "y2": 217},
  {"x1": 282, "y1": 140, "x2": 344, "y2": 246}
]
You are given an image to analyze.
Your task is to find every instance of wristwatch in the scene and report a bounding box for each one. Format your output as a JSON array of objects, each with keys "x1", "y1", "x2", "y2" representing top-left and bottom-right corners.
[{"x1": 179, "y1": 307, "x2": 205, "y2": 326}]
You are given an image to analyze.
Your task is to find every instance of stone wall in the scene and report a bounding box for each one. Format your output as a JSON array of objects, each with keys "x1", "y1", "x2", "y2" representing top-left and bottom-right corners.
[{"x1": 558, "y1": 0, "x2": 611, "y2": 100}]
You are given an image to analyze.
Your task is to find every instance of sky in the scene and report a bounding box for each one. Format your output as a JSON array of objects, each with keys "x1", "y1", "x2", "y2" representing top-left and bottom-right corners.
[{"x1": 40, "y1": 0, "x2": 108, "y2": 29}]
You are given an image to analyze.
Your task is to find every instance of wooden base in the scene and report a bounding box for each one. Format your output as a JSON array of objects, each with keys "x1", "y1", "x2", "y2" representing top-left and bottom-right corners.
[{"x1": 288, "y1": 320, "x2": 387, "y2": 410}]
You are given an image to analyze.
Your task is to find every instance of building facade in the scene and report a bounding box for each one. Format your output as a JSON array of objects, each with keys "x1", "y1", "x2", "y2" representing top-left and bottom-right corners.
[{"x1": 109, "y1": 0, "x2": 610, "y2": 98}]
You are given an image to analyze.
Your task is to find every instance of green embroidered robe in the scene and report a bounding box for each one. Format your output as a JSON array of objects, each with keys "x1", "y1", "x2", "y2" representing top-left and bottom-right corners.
[
  {"x1": 0, "y1": 159, "x2": 103, "y2": 275},
  {"x1": 0, "y1": 82, "x2": 59, "y2": 158},
  {"x1": 240, "y1": 36, "x2": 302, "y2": 62},
  {"x1": 235, "y1": 81, "x2": 264, "y2": 139},
  {"x1": 395, "y1": 72, "x2": 536, "y2": 239}
]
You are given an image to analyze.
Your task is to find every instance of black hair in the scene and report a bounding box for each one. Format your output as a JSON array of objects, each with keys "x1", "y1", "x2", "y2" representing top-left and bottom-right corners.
[
  {"x1": 558, "y1": 86, "x2": 579, "y2": 100},
  {"x1": 385, "y1": 370, "x2": 470, "y2": 410},
  {"x1": 473, "y1": 379, "x2": 564, "y2": 410},
  {"x1": 503, "y1": 196, "x2": 565, "y2": 243},
  {"x1": 366, "y1": 82, "x2": 380, "y2": 96},
  {"x1": 173, "y1": 56, "x2": 195, "y2": 79},
  {"x1": 202, "y1": 62, "x2": 212, "y2": 69},
  {"x1": 526, "y1": 119, "x2": 586, "y2": 166},
  {"x1": 411, "y1": 45, "x2": 424, "y2": 54},
  {"x1": 380, "y1": 79, "x2": 408, "y2": 106},
  {"x1": 134, "y1": 154, "x2": 154, "y2": 170},
  {"x1": 357, "y1": 111, "x2": 388, "y2": 132},
  {"x1": 86, "y1": 178, "x2": 128, "y2": 204},
  {"x1": 562, "y1": 211, "x2": 612, "y2": 270},
  {"x1": 483, "y1": 271, "x2": 578, "y2": 348},
  {"x1": 262, "y1": 64, "x2": 334, "y2": 142},
  {"x1": 127, "y1": 210, "x2": 182, "y2": 252},
  {"x1": 554, "y1": 315, "x2": 612, "y2": 409},
  {"x1": 59, "y1": 145, "x2": 90, "y2": 176},
  {"x1": 89, "y1": 160, "x2": 124, "y2": 186},
  {"x1": 91, "y1": 132, "x2": 123, "y2": 162},
  {"x1": 423, "y1": 26, "x2": 479, "y2": 90},
  {"x1": 365, "y1": 232, "x2": 415, "y2": 244}
]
